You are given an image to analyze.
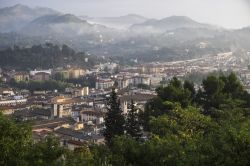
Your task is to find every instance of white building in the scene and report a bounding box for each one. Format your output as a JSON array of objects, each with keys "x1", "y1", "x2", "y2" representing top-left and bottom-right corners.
[
  {"x1": 30, "y1": 69, "x2": 52, "y2": 76},
  {"x1": 0, "y1": 98, "x2": 27, "y2": 106},
  {"x1": 95, "y1": 79, "x2": 114, "y2": 90},
  {"x1": 132, "y1": 76, "x2": 151, "y2": 86}
]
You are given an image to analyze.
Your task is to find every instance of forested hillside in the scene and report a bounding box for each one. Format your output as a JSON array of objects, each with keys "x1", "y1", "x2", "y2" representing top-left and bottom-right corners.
[{"x1": 0, "y1": 43, "x2": 97, "y2": 69}]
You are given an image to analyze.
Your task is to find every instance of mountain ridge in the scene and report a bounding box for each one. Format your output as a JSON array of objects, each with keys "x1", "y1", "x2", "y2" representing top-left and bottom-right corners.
[{"x1": 130, "y1": 15, "x2": 216, "y2": 33}]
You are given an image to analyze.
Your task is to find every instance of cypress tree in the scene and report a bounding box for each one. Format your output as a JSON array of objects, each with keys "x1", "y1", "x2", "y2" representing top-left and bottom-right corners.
[
  {"x1": 125, "y1": 100, "x2": 142, "y2": 140},
  {"x1": 103, "y1": 89, "x2": 125, "y2": 146}
]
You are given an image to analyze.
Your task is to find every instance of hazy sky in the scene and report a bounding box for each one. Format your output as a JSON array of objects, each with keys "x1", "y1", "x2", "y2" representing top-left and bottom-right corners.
[{"x1": 1, "y1": 0, "x2": 250, "y2": 29}]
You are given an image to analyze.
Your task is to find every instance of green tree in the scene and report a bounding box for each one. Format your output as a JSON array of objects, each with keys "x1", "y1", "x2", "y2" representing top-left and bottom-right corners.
[
  {"x1": 103, "y1": 89, "x2": 125, "y2": 146},
  {"x1": 64, "y1": 145, "x2": 93, "y2": 166},
  {"x1": 54, "y1": 72, "x2": 65, "y2": 81},
  {"x1": 125, "y1": 100, "x2": 142, "y2": 140},
  {"x1": 183, "y1": 80, "x2": 196, "y2": 100},
  {"x1": 156, "y1": 77, "x2": 192, "y2": 108},
  {"x1": 26, "y1": 136, "x2": 65, "y2": 166},
  {"x1": 0, "y1": 113, "x2": 32, "y2": 166}
]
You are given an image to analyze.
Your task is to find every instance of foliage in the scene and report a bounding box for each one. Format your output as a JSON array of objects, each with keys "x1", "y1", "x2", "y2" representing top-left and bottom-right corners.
[
  {"x1": 9, "y1": 79, "x2": 73, "y2": 92},
  {"x1": 0, "y1": 113, "x2": 32, "y2": 166},
  {"x1": 136, "y1": 83, "x2": 151, "y2": 90},
  {"x1": 0, "y1": 43, "x2": 96, "y2": 70},
  {"x1": 65, "y1": 74, "x2": 96, "y2": 88},
  {"x1": 26, "y1": 136, "x2": 65, "y2": 166},
  {"x1": 64, "y1": 145, "x2": 93, "y2": 166},
  {"x1": 156, "y1": 77, "x2": 193, "y2": 108},
  {"x1": 103, "y1": 89, "x2": 125, "y2": 146},
  {"x1": 125, "y1": 100, "x2": 142, "y2": 140},
  {"x1": 0, "y1": 113, "x2": 94, "y2": 166}
]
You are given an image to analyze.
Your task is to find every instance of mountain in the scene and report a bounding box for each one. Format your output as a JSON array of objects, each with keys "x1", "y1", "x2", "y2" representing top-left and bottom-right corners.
[
  {"x1": 0, "y1": 4, "x2": 59, "y2": 32},
  {"x1": 20, "y1": 13, "x2": 117, "y2": 38},
  {"x1": 30, "y1": 14, "x2": 84, "y2": 24},
  {"x1": 232, "y1": 27, "x2": 250, "y2": 49},
  {"x1": 130, "y1": 16, "x2": 214, "y2": 33},
  {"x1": 87, "y1": 14, "x2": 148, "y2": 29}
]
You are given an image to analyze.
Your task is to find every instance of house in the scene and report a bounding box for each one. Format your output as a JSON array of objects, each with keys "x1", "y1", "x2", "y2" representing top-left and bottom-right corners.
[
  {"x1": 13, "y1": 72, "x2": 29, "y2": 82},
  {"x1": 32, "y1": 129, "x2": 53, "y2": 143},
  {"x1": 119, "y1": 93, "x2": 156, "y2": 114},
  {"x1": 81, "y1": 109, "x2": 104, "y2": 125},
  {"x1": 132, "y1": 75, "x2": 151, "y2": 86},
  {"x1": 65, "y1": 87, "x2": 89, "y2": 97},
  {"x1": 30, "y1": 69, "x2": 52, "y2": 76},
  {"x1": 13, "y1": 108, "x2": 52, "y2": 121},
  {"x1": 0, "y1": 104, "x2": 30, "y2": 115},
  {"x1": 69, "y1": 68, "x2": 86, "y2": 79},
  {"x1": 32, "y1": 118, "x2": 74, "y2": 131},
  {"x1": 67, "y1": 140, "x2": 86, "y2": 151},
  {"x1": 54, "y1": 127, "x2": 105, "y2": 145},
  {"x1": 32, "y1": 72, "x2": 50, "y2": 81},
  {"x1": 53, "y1": 70, "x2": 70, "y2": 80},
  {"x1": 50, "y1": 96, "x2": 86, "y2": 119},
  {"x1": 95, "y1": 79, "x2": 114, "y2": 90},
  {"x1": 0, "y1": 97, "x2": 27, "y2": 106},
  {"x1": 139, "y1": 64, "x2": 164, "y2": 74},
  {"x1": 117, "y1": 77, "x2": 130, "y2": 89},
  {"x1": 0, "y1": 88, "x2": 15, "y2": 97}
]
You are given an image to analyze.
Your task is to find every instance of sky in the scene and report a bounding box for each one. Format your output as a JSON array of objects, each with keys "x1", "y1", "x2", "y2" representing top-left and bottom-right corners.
[{"x1": 1, "y1": 0, "x2": 250, "y2": 29}]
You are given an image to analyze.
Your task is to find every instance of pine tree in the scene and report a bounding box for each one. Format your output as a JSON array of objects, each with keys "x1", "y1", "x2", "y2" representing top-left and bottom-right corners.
[
  {"x1": 103, "y1": 89, "x2": 125, "y2": 146},
  {"x1": 125, "y1": 100, "x2": 142, "y2": 140}
]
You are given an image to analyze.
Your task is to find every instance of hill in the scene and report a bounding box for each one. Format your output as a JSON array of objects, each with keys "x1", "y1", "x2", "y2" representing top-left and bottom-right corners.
[
  {"x1": 0, "y1": 4, "x2": 58, "y2": 32},
  {"x1": 131, "y1": 16, "x2": 216, "y2": 33},
  {"x1": 88, "y1": 14, "x2": 148, "y2": 29}
]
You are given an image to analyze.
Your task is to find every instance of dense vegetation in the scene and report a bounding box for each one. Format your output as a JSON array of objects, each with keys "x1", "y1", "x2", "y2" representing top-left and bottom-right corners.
[
  {"x1": 0, "y1": 73, "x2": 249, "y2": 165},
  {"x1": 0, "y1": 43, "x2": 96, "y2": 69},
  {"x1": 62, "y1": 75, "x2": 97, "y2": 89},
  {"x1": 9, "y1": 79, "x2": 74, "y2": 92}
]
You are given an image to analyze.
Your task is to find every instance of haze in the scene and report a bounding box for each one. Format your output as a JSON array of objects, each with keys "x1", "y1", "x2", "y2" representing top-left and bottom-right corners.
[{"x1": 1, "y1": 0, "x2": 250, "y2": 29}]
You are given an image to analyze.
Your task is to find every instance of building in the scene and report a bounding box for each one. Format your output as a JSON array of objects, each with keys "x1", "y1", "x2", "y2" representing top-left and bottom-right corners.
[
  {"x1": 32, "y1": 72, "x2": 50, "y2": 81},
  {"x1": 95, "y1": 79, "x2": 114, "y2": 90},
  {"x1": 50, "y1": 96, "x2": 85, "y2": 119},
  {"x1": 0, "y1": 88, "x2": 15, "y2": 97},
  {"x1": 0, "y1": 97, "x2": 27, "y2": 106},
  {"x1": 132, "y1": 76, "x2": 151, "y2": 86},
  {"x1": 81, "y1": 110, "x2": 104, "y2": 125},
  {"x1": 120, "y1": 93, "x2": 156, "y2": 114},
  {"x1": 54, "y1": 127, "x2": 105, "y2": 145},
  {"x1": 53, "y1": 70, "x2": 70, "y2": 80},
  {"x1": 99, "y1": 62, "x2": 118, "y2": 73},
  {"x1": 74, "y1": 87, "x2": 89, "y2": 97},
  {"x1": 69, "y1": 68, "x2": 85, "y2": 79},
  {"x1": 30, "y1": 69, "x2": 52, "y2": 76},
  {"x1": 117, "y1": 77, "x2": 130, "y2": 89},
  {"x1": 13, "y1": 72, "x2": 29, "y2": 82},
  {"x1": 149, "y1": 74, "x2": 164, "y2": 86},
  {"x1": 67, "y1": 140, "x2": 86, "y2": 151},
  {"x1": 139, "y1": 64, "x2": 164, "y2": 74}
]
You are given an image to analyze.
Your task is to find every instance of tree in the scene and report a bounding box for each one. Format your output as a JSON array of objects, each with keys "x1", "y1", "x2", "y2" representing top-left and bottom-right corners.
[
  {"x1": 137, "y1": 83, "x2": 150, "y2": 90},
  {"x1": 103, "y1": 89, "x2": 125, "y2": 146},
  {"x1": 54, "y1": 72, "x2": 65, "y2": 81},
  {"x1": 140, "y1": 97, "x2": 168, "y2": 131},
  {"x1": 184, "y1": 80, "x2": 196, "y2": 100},
  {"x1": 202, "y1": 75, "x2": 226, "y2": 110},
  {"x1": 125, "y1": 100, "x2": 142, "y2": 140},
  {"x1": 64, "y1": 145, "x2": 93, "y2": 166},
  {"x1": 26, "y1": 136, "x2": 65, "y2": 166},
  {"x1": 0, "y1": 113, "x2": 32, "y2": 166},
  {"x1": 156, "y1": 77, "x2": 192, "y2": 108}
]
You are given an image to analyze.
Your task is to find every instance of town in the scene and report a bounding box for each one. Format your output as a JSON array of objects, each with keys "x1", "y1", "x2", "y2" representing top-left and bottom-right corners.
[{"x1": 1, "y1": 48, "x2": 250, "y2": 151}]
